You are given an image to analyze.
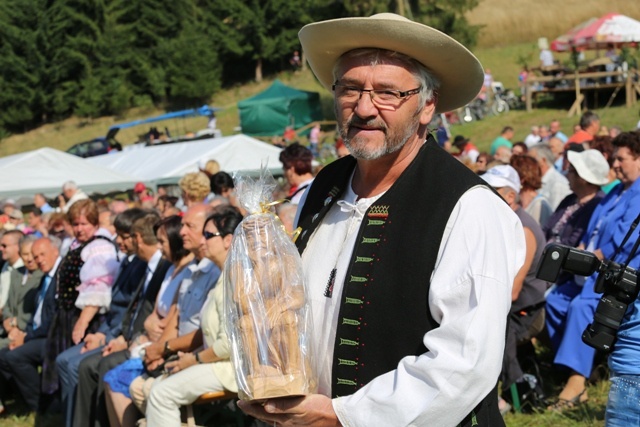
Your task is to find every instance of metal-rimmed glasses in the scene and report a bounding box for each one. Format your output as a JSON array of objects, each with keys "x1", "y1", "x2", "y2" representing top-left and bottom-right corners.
[
  {"x1": 332, "y1": 83, "x2": 421, "y2": 110},
  {"x1": 203, "y1": 231, "x2": 222, "y2": 240}
]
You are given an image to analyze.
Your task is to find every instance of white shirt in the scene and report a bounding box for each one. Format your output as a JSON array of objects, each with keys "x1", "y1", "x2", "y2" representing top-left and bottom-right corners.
[
  {"x1": 290, "y1": 178, "x2": 314, "y2": 205},
  {"x1": 299, "y1": 182, "x2": 525, "y2": 427},
  {"x1": 540, "y1": 49, "x2": 554, "y2": 67},
  {"x1": 540, "y1": 167, "x2": 571, "y2": 211},
  {"x1": 143, "y1": 250, "x2": 162, "y2": 294},
  {"x1": 0, "y1": 258, "x2": 24, "y2": 309}
]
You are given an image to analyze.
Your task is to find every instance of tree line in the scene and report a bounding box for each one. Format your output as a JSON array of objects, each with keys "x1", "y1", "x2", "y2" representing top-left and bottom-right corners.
[{"x1": 0, "y1": 0, "x2": 480, "y2": 137}]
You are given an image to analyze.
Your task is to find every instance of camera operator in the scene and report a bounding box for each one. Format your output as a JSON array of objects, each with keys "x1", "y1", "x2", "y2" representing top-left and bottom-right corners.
[
  {"x1": 545, "y1": 131, "x2": 640, "y2": 412},
  {"x1": 602, "y1": 131, "x2": 640, "y2": 426}
]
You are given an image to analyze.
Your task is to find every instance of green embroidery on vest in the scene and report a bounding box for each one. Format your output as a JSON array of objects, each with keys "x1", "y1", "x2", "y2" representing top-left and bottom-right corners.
[
  {"x1": 336, "y1": 378, "x2": 357, "y2": 386},
  {"x1": 349, "y1": 275, "x2": 367, "y2": 283},
  {"x1": 367, "y1": 219, "x2": 385, "y2": 226},
  {"x1": 345, "y1": 297, "x2": 363, "y2": 305},
  {"x1": 362, "y1": 237, "x2": 380, "y2": 244},
  {"x1": 355, "y1": 256, "x2": 374, "y2": 263},
  {"x1": 342, "y1": 318, "x2": 360, "y2": 326},
  {"x1": 337, "y1": 358, "x2": 358, "y2": 366},
  {"x1": 339, "y1": 338, "x2": 358, "y2": 346},
  {"x1": 472, "y1": 411, "x2": 478, "y2": 426}
]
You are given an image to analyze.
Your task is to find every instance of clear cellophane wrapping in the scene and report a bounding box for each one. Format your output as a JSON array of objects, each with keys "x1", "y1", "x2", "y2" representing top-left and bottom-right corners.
[{"x1": 224, "y1": 171, "x2": 317, "y2": 401}]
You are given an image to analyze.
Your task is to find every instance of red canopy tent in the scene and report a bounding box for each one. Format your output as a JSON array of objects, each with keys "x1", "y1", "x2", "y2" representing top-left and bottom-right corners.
[{"x1": 551, "y1": 13, "x2": 640, "y2": 52}]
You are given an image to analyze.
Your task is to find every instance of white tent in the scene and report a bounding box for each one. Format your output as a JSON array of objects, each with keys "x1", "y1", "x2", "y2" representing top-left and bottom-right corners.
[
  {"x1": 0, "y1": 147, "x2": 139, "y2": 199},
  {"x1": 88, "y1": 134, "x2": 284, "y2": 185}
]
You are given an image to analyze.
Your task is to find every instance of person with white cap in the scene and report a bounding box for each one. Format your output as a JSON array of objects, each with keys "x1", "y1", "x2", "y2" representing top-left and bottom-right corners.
[
  {"x1": 481, "y1": 165, "x2": 547, "y2": 414},
  {"x1": 239, "y1": 13, "x2": 525, "y2": 427},
  {"x1": 543, "y1": 149, "x2": 609, "y2": 247},
  {"x1": 545, "y1": 131, "x2": 640, "y2": 412}
]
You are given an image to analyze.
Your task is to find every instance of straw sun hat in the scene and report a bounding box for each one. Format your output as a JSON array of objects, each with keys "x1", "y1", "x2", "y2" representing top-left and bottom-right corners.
[{"x1": 299, "y1": 13, "x2": 484, "y2": 113}]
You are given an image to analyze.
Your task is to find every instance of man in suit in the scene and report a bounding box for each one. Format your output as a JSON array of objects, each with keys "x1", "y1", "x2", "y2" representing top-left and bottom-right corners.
[
  {"x1": 0, "y1": 230, "x2": 25, "y2": 317},
  {"x1": 0, "y1": 236, "x2": 61, "y2": 412},
  {"x1": 74, "y1": 212, "x2": 171, "y2": 427},
  {"x1": 56, "y1": 208, "x2": 148, "y2": 427},
  {"x1": 1, "y1": 235, "x2": 42, "y2": 350}
]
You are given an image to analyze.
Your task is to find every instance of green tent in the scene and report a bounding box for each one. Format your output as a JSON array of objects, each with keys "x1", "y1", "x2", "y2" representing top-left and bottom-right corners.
[{"x1": 237, "y1": 79, "x2": 323, "y2": 137}]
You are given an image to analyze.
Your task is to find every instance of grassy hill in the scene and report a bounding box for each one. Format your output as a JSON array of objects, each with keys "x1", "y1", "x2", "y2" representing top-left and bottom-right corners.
[{"x1": 467, "y1": 0, "x2": 640, "y2": 48}]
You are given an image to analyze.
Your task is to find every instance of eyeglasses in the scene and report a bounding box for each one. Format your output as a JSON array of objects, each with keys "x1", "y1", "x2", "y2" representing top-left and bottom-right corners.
[
  {"x1": 332, "y1": 83, "x2": 421, "y2": 110},
  {"x1": 203, "y1": 231, "x2": 222, "y2": 240}
]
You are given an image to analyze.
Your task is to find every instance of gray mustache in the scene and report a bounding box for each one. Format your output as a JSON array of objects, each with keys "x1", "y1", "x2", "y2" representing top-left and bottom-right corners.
[{"x1": 346, "y1": 118, "x2": 387, "y2": 131}]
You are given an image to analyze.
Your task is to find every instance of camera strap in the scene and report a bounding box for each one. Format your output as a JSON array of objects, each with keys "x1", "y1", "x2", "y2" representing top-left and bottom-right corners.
[{"x1": 614, "y1": 212, "x2": 640, "y2": 283}]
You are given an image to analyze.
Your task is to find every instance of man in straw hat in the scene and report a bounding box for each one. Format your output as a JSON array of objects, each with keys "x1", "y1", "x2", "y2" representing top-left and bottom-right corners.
[{"x1": 239, "y1": 13, "x2": 525, "y2": 426}]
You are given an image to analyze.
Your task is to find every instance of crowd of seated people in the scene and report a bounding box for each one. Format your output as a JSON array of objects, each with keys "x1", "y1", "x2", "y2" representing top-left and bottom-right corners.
[
  {"x1": 0, "y1": 165, "x2": 258, "y2": 425},
  {"x1": 444, "y1": 113, "x2": 640, "y2": 419}
]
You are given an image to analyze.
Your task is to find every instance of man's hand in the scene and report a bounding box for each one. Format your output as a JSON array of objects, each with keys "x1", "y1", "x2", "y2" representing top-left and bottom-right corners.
[
  {"x1": 165, "y1": 351, "x2": 197, "y2": 375},
  {"x1": 237, "y1": 394, "x2": 342, "y2": 427},
  {"x1": 82, "y1": 333, "x2": 106, "y2": 354},
  {"x1": 144, "y1": 341, "x2": 164, "y2": 364},
  {"x1": 2, "y1": 317, "x2": 16, "y2": 333},
  {"x1": 8, "y1": 328, "x2": 26, "y2": 350},
  {"x1": 72, "y1": 319, "x2": 89, "y2": 345},
  {"x1": 144, "y1": 313, "x2": 164, "y2": 342},
  {"x1": 102, "y1": 335, "x2": 127, "y2": 357}
]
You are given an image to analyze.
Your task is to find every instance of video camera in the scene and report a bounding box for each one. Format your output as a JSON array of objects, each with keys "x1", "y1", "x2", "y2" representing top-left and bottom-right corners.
[{"x1": 536, "y1": 213, "x2": 640, "y2": 353}]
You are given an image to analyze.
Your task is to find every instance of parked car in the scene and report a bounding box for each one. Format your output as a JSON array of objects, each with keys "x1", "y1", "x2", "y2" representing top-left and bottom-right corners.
[{"x1": 66, "y1": 129, "x2": 122, "y2": 158}]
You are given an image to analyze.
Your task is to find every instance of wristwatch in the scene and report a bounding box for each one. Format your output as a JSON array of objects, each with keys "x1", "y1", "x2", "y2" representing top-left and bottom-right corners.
[{"x1": 195, "y1": 352, "x2": 203, "y2": 364}]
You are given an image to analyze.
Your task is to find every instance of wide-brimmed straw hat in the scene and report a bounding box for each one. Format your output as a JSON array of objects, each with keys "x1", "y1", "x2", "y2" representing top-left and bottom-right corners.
[{"x1": 299, "y1": 13, "x2": 484, "y2": 113}]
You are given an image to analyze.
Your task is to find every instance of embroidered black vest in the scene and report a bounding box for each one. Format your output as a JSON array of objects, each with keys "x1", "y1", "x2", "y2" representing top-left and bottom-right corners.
[
  {"x1": 56, "y1": 235, "x2": 114, "y2": 311},
  {"x1": 296, "y1": 137, "x2": 504, "y2": 426}
]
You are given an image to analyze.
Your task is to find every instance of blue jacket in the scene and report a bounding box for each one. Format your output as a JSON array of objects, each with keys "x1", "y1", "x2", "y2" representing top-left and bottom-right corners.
[
  {"x1": 595, "y1": 178, "x2": 640, "y2": 374},
  {"x1": 582, "y1": 178, "x2": 640, "y2": 263},
  {"x1": 97, "y1": 256, "x2": 148, "y2": 343}
]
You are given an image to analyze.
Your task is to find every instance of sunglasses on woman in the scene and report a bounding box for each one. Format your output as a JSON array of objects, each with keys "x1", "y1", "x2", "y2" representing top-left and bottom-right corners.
[{"x1": 203, "y1": 231, "x2": 222, "y2": 240}]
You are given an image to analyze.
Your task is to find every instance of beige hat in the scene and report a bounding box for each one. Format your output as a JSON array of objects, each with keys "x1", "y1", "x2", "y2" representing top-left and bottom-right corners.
[
  {"x1": 8, "y1": 210, "x2": 23, "y2": 220},
  {"x1": 298, "y1": 13, "x2": 484, "y2": 113},
  {"x1": 567, "y1": 149, "x2": 610, "y2": 186}
]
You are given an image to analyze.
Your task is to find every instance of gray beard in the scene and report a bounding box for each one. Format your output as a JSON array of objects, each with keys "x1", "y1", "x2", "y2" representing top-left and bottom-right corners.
[{"x1": 338, "y1": 109, "x2": 422, "y2": 161}]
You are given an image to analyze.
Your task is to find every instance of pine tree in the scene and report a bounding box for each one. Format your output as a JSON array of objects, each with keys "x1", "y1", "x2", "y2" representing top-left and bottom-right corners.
[
  {"x1": 410, "y1": 0, "x2": 481, "y2": 47},
  {"x1": 201, "y1": 0, "x2": 314, "y2": 82},
  {"x1": 0, "y1": 0, "x2": 44, "y2": 132},
  {"x1": 161, "y1": 24, "x2": 223, "y2": 107},
  {"x1": 105, "y1": 0, "x2": 197, "y2": 103},
  {"x1": 39, "y1": 0, "x2": 108, "y2": 118}
]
